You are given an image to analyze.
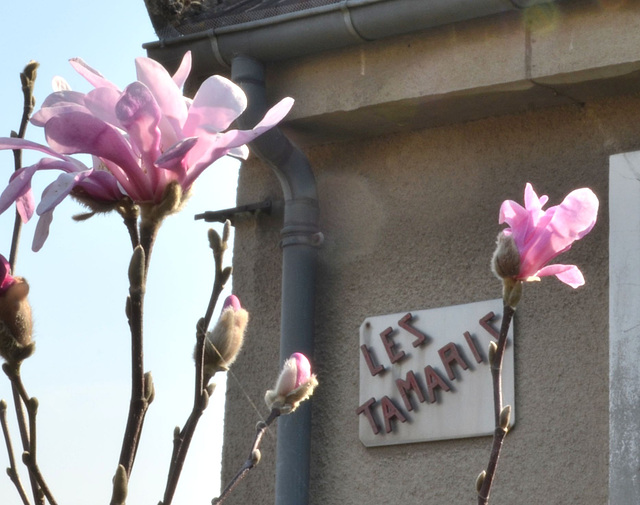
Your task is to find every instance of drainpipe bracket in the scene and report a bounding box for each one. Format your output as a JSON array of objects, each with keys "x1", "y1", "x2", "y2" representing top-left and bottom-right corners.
[{"x1": 280, "y1": 231, "x2": 324, "y2": 249}]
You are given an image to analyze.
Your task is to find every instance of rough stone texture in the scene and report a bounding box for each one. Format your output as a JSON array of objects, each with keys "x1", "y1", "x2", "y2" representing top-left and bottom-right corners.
[
  {"x1": 219, "y1": 91, "x2": 640, "y2": 504},
  {"x1": 218, "y1": 3, "x2": 640, "y2": 504}
]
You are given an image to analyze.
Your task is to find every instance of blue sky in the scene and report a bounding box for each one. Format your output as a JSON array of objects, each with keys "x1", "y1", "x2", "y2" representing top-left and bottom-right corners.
[{"x1": 0, "y1": 1, "x2": 240, "y2": 503}]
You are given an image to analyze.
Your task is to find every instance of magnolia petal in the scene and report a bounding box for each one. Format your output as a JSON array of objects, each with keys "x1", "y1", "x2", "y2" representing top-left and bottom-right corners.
[
  {"x1": 184, "y1": 97, "x2": 294, "y2": 187},
  {"x1": 70, "y1": 58, "x2": 119, "y2": 90},
  {"x1": 0, "y1": 137, "x2": 70, "y2": 160},
  {"x1": 44, "y1": 111, "x2": 150, "y2": 197},
  {"x1": 16, "y1": 191, "x2": 35, "y2": 223},
  {"x1": 76, "y1": 170, "x2": 125, "y2": 201},
  {"x1": 39, "y1": 90, "x2": 86, "y2": 109},
  {"x1": 549, "y1": 188, "x2": 599, "y2": 243},
  {"x1": 135, "y1": 56, "x2": 188, "y2": 141},
  {"x1": 36, "y1": 170, "x2": 95, "y2": 214},
  {"x1": 32, "y1": 90, "x2": 88, "y2": 126},
  {"x1": 32, "y1": 103, "x2": 90, "y2": 127},
  {"x1": 0, "y1": 157, "x2": 86, "y2": 219},
  {"x1": 292, "y1": 352, "x2": 312, "y2": 388},
  {"x1": 52, "y1": 76, "x2": 71, "y2": 92},
  {"x1": 155, "y1": 137, "x2": 198, "y2": 172},
  {"x1": 519, "y1": 187, "x2": 598, "y2": 277},
  {"x1": 523, "y1": 183, "x2": 548, "y2": 213},
  {"x1": 0, "y1": 166, "x2": 37, "y2": 216},
  {"x1": 172, "y1": 51, "x2": 192, "y2": 90},
  {"x1": 32, "y1": 209, "x2": 54, "y2": 252},
  {"x1": 228, "y1": 145, "x2": 249, "y2": 160},
  {"x1": 116, "y1": 82, "x2": 162, "y2": 171},
  {"x1": 84, "y1": 87, "x2": 123, "y2": 127},
  {"x1": 182, "y1": 75, "x2": 247, "y2": 137},
  {"x1": 535, "y1": 264, "x2": 585, "y2": 288}
]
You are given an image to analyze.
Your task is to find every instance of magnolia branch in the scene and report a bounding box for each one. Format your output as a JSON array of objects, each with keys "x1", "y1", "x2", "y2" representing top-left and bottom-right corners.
[
  {"x1": 3, "y1": 363, "x2": 56, "y2": 505},
  {"x1": 9, "y1": 62, "x2": 38, "y2": 271},
  {"x1": 117, "y1": 246, "x2": 153, "y2": 478},
  {"x1": 477, "y1": 304, "x2": 516, "y2": 505},
  {"x1": 0, "y1": 399, "x2": 30, "y2": 505},
  {"x1": 161, "y1": 224, "x2": 232, "y2": 505},
  {"x1": 213, "y1": 408, "x2": 281, "y2": 505}
]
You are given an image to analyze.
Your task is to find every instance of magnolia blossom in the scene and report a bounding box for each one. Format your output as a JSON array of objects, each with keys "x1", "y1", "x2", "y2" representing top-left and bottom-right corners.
[
  {"x1": 265, "y1": 352, "x2": 318, "y2": 414},
  {"x1": 495, "y1": 183, "x2": 599, "y2": 288},
  {"x1": 0, "y1": 52, "x2": 293, "y2": 250}
]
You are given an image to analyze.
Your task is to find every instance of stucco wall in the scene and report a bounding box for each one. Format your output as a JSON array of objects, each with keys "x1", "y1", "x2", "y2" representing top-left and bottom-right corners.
[
  {"x1": 220, "y1": 91, "x2": 640, "y2": 504},
  {"x1": 218, "y1": 2, "x2": 640, "y2": 504}
]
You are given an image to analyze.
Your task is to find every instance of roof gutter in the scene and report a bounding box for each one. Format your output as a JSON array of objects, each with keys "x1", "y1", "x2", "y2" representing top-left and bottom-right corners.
[{"x1": 144, "y1": 0, "x2": 558, "y2": 79}]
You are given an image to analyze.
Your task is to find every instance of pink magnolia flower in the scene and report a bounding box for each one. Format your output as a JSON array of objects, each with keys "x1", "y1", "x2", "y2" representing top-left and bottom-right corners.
[
  {"x1": 265, "y1": 352, "x2": 318, "y2": 414},
  {"x1": 496, "y1": 183, "x2": 599, "y2": 288},
  {"x1": 0, "y1": 52, "x2": 293, "y2": 250}
]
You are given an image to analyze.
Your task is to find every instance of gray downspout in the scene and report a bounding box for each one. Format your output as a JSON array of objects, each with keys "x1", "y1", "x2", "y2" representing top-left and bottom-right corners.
[{"x1": 231, "y1": 55, "x2": 321, "y2": 505}]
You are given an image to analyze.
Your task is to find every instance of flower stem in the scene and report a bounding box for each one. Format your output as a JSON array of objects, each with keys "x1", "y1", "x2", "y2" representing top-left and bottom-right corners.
[
  {"x1": 0, "y1": 400, "x2": 31, "y2": 505},
  {"x1": 9, "y1": 62, "x2": 38, "y2": 272},
  {"x1": 3, "y1": 363, "x2": 50, "y2": 505},
  {"x1": 213, "y1": 409, "x2": 281, "y2": 505},
  {"x1": 117, "y1": 243, "x2": 152, "y2": 479},
  {"x1": 477, "y1": 304, "x2": 516, "y2": 505},
  {"x1": 160, "y1": 226, "x2": 231, "y2": 505}
]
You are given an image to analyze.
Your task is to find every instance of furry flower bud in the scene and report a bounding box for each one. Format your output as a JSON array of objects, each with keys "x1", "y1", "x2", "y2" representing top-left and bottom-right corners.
[
  {"x1": 0, "y1": 255, "x2": 34, "y2": 364},
  {"x1": 491, "y1": 232, "x2": 520, "y2": 280},
  {"x1": 200, "y1": 295, "x2": 248, "y2": 381},
  {"x1": 264, "y1": 352, "x2": 318, "y2": 414}
]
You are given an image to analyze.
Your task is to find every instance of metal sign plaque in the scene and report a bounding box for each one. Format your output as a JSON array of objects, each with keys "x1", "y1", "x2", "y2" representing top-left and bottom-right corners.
[{"x1": 357, "y1": 299, "x2": 515, "y2": 447}]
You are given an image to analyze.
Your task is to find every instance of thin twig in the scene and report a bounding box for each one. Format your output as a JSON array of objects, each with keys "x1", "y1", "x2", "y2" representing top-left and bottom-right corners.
[
  {"x1": 3, "y1": 364, "x2": 44, "y2": 505},
  {"x1": 213, "y1": 409, "x2": 281, "y2": 505},
  {"x1": 22, "y1": 452, "x2": 57, "y2": 505},
  {"x1": 161, "y1": 226, "x2": 231, "y2": 505},
  {"x1": 477, "y1": 304, "x2": 516, "y2": 505},
  {"x1": 0, "y1": 400, "x2": 31, "y2": 505},
  {"x1": 9, "y1": 62, "x2": 38, "y2": 271}
]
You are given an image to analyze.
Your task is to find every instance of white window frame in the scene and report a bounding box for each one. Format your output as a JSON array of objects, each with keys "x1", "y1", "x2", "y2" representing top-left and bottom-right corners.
[{"x1": 610, "y1": 152, "x2": 640, "y2": 503}]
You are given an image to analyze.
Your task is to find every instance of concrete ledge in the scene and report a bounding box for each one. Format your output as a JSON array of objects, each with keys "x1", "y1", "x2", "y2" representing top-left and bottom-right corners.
[{"x1": 264, "y1": 0, "x2": 640, "y2": 144}]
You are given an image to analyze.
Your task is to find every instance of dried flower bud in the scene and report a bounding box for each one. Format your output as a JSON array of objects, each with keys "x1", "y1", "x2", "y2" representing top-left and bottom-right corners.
[
  {"x1": 110, "y1": 464, "x2": 128, "y2": 505},
  {"x1": 492, "y1": 232, "x2": 520, "y2": 280},
  {"x1": 503, "y1": 278, "x2": 522, "y2": 308},
  {"x1": 264, "y1": 352, "x2": 318, "y2": 414},
  {"x1": 475, "y1": 470, "x2": 486, "y2": 494},
  {"x1": 200, "y1": 295, "x2": 248, "y2": 381},
  {"x1": 488, "y1": 341, "x2": 498, "y2": 365},
  {"x1": 208, "y1": 228, "x2": 223, "y2": 255},
  {"x1": 0, "y1": 255, "x2": 34, "y2": 364},
  {"x1": 222, "y1": 220, "x2": 231, "y2": 244},
  {"x1": 499, "y1": 404, "x2": 512, "y2": 431},
  {"x1": 144, "y1": 371, "x2": 155, "y2": 404}
]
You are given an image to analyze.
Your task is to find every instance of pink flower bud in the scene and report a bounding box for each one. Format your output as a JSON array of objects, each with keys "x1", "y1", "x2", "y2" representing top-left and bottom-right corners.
[
  {"x1": 0, "y1": 255, "x2": 34, "y2": 364},
  {"x1": 223, "y1": 294, "x2": 241, "y2": 312},
  {"x1": 0, "y1": 255, "x2": 16, "y2": 294},
  {"x1": 200, "y1": 294, "x2": 248, "y2": 381},
  {"x1": 265, "y1": 352, "x2": 318, "y2": 414}
]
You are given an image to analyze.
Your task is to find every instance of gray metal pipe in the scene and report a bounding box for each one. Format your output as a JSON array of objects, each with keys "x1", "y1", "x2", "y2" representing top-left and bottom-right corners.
[{"x1": 231, "y1": 55, "x2": 321, "y2": 505}]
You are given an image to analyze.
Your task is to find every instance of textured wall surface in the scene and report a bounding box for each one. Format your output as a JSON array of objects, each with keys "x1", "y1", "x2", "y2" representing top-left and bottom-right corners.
[{"x1": 219, "y1": 3, "x2": 640, "y2": 504}]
